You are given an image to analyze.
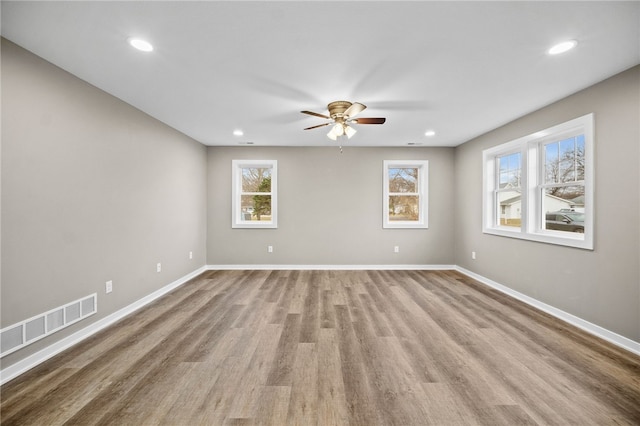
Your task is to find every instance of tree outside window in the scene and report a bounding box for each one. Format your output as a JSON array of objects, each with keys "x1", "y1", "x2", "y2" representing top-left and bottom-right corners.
[
  {"x1": 482, "y1": 114, "x2": 593, "y2": 249},
  {"x1": 232, "y1": 160, "x2": 277, "y2": 228},
  {"x1": 383, "y1": 160, "x2": 428, "y2": 228}
]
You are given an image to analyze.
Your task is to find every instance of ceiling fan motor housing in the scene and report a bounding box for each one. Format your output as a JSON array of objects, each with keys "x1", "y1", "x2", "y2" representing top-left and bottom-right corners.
[{"x1": 328, "y1": 101, "x2": 352, "y2": 121}]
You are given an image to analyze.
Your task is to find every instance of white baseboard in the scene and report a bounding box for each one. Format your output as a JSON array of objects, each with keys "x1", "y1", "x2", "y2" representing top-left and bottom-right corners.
[
  {"x1": 206, "y1": 264, "x2": 457, "y2": 270},
  {"x1": 2, "y1": 264, "x2": 637, "y2": 385},
  {"x1": 0, "y1": 266, "x2": 207, "y2": 386},
  {"x1": 455, "y1": 266, "x2": 640, "y2": 357}
]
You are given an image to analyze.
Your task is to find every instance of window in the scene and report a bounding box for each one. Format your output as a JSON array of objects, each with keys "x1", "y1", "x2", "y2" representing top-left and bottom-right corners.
[
  {"x1": 483, "y1": 114, "x2": 593, "y2": 249},
  {"x1": 232, "y1": 160, "x2": 277, "y2": 228},
  {"x1": 541, "y1": 134, "x2": 585, "y2": 233},
  {"x1": 383, "y1": 160, "x2": 428, "y2": 228},
  {"x1": 496, "y1": 151, "x2": 522, "y2": 229}
]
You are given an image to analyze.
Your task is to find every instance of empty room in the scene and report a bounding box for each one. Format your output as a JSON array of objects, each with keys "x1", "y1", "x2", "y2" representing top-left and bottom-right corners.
[{"x1": 1, "y1": 1, "x2": 639, "y2": 425}]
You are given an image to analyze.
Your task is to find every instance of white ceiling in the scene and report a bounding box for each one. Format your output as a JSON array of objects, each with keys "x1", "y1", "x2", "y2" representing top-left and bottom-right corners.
[{"x1": 2, "y1": 1, "x2": 639, "y2": 147}]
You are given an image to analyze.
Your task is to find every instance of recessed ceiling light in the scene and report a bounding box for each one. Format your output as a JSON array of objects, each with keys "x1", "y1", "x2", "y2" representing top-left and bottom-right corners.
[
  {"x1": 424, "y1": 130, "x2": 436, "y2": 137},
  {"x1": 548, "y1": 40, "x2": 577, "y2": 55},
  {"x1": 233, "y1": 129, "x2": 244, "y2": 136},
  {"x1": 128, "y1": 38, "x2": 154, "y2": 52}
]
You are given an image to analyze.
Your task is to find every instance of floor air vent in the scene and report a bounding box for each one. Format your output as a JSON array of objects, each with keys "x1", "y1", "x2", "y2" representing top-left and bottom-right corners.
[{"x1": 1, "y1": 294, "x2": 97, "y2": 357}]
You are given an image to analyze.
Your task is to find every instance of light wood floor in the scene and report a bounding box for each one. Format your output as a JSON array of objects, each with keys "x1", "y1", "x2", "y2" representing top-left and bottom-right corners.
[{"x1": 1, "y1": 269, "x2": 639, "y2": 425}]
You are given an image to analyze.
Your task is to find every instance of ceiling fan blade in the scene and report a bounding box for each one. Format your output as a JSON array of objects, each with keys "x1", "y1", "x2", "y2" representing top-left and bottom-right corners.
[
  {"x1": 301, "y1": 110, "x2": 331, "y2": 119},
  {"x1": 354, "y1": 117, "x2": 386, "y2": 124},
  {"x1": 344, "y1": 102, "x2": 366, "y2": 118},
  {"x1": 304, "y1": 122, "x2": 332, "y2": 130}
]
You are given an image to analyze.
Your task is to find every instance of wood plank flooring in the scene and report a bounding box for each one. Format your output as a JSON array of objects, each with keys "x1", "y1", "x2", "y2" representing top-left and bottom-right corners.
[{"x1": 2, "y1": 269, "x2": 639, "y2": 425}]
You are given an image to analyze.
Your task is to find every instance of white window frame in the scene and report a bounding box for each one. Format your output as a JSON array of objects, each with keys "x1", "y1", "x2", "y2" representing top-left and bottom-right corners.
[
  {"x1": 383, "y1": 160, "x2": 428, "y2": 229},
  {"x1": 483, "y1": 114, "x2": 594, "y2": 249},
  {"x1": 493, "y1": 149, "x2": 525, "y2": 232},
  {"x1": 232, "y1": 159, "x2": 277, "y2": 229}
]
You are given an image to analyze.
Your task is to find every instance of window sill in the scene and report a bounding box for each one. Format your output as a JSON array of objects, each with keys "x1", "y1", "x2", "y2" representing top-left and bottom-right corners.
[
  {"x1": 383, "y1": 222, "x2": 428, "y2": 229},
  {"x1": 232, "y1": 222, "x2": 277, "y2": 229},
  {"x1": 483, "y1": 227, "x2": 593, "y2": 250}
]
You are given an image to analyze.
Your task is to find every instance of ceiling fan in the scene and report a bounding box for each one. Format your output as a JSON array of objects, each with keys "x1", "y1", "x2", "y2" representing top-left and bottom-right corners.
[{"x1": 301, "y1": 101, "x2": 386, "y2": 140}]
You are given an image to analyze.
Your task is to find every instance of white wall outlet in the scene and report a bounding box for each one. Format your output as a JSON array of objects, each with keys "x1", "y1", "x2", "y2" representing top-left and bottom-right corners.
[
  {"x1": 394, "y1": 246, "x2": 400, "y2": 253},
  {"x1": 105, "y1": 280, "x2": 113, "y2": 294},
  {"x1": 157, "y1": 263, "x2": 162, "y2": 272},
  {"x1": 472, "y1": 251, "x2": 476, "y2": 260},
  {"x1": 189, "y1": 251, "x2": 193, "y2": 260},
  {"x1": 268, "y1": 245, "x2": 273, "y2": 253}
]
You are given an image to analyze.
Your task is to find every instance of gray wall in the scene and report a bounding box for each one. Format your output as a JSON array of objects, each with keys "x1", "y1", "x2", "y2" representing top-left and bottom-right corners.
[
  {"x1": 1, "y1": 39, "x2": 208, "y2": 367},
  {"x1": 2, "y1": 35, "x2": 638, "y2": 371},
  {"x1": 207, "y1": 146, "x2": 455, "y2": 266},
  {"x1": 454, "y1": 65, "x2": 640, "y2": 342}
]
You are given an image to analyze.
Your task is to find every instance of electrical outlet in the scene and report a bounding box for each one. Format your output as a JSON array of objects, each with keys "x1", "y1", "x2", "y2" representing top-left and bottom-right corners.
[
  {"x1": 105, "y1": 280, "x2": 113, "y2": 294},
  {"x1": 189, "y1": 251, "x2": 193, "y2": 260},
  {"x1": 157, "y1": 263, "x2": 162, "y2": 273},
  {"x1": 394, "y1": 246, "x2": 400, "y2": 253},
  {"x1": 268, "y1": 245, "x2": 273, "y2": 253},
  {"x1": 472, "y1": 251, "x2": 476, "y2": 260}
]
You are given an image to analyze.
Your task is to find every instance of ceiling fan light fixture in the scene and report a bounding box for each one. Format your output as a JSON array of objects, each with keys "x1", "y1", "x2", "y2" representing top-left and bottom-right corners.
[
  {"x1": 344, "y1": 125, "x2": 357, "y2": 139},
  {"x1": 304, "y1": 100, "x2": 386, "y2": 144}
]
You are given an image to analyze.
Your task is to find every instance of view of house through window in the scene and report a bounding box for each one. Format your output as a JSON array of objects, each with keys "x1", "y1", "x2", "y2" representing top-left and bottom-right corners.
[
  {"x1": 497, "y1": 152, "x2": 522, "y2": 229},
  {"x1": 493, "y1": 136, "x2": 586, "y2": 234},
  {"x1": 482, "y1": 113, "x2": 593, "y2": 249},
  {"x1": 542, "y1": 135, "x2": 585, "y2": 233}
]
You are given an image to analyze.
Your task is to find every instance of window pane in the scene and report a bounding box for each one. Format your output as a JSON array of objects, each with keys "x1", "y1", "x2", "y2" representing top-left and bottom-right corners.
[
  {"x1": 389, "y1": 195, "x2": 419, "y2": 221},
  {"x1": 233, "y1": 160, "x2": 277, "y2": 228},
  {"x1": 240, "y1": 194, "x2": 271, "y2": 221},
  {"x1": 242, "y1": 168, "x2": 271, "y2": 192},
  {"x1": 383, "y1": 160, "x2": 428, "y2": 229},
  {"x1": 388, "y1": 168, "x2": 417, "y2": 193},
  {"x1": 544, "y1": 142, "x2": 559, "y2": 183},
  {"x1": 575, "y1": 135, "x2": 585, "y2": 181},
  {"x1": 497, "y1": 190, "x2": 521, "y2": 228},
  {"x1": 544, "y1": 184, "x2": 584, "y2": 202},
  {"x1": 497, "y1": 153, "x2": 521, "y2": 189},
  {"x1": 543, "y1": 185, "x2": 585, "y2": 234},
  {"x1": 544, "y1": 136, "x2": 585, "y2": 184}
]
